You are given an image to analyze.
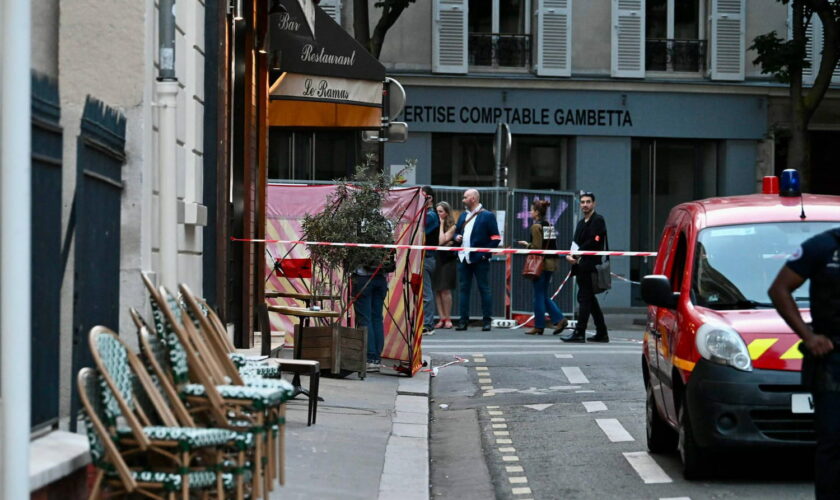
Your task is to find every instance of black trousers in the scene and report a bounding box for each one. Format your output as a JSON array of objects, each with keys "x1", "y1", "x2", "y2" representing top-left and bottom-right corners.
[
  {"x1": 576, "y1": 270, "x2": 607, "y2": 336},
  {"x1": 814, "y1": 353, "x2": 840, "y2": 499}
]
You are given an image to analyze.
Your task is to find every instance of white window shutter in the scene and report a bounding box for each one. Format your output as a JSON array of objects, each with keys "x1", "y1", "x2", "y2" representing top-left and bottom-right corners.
[
  {"x1": 433, "y1": 0, "x2": 468, "y2": 74},
  {"x1": 319, "y1": 0, "x2": 341, "y2": 25},
  {"x1": 710, "y1": 0, "x2": 745, "y2": 81},
  {"x1": 536, "y1": 0, "x2": 572, "y2": 76},
  {"x1": 611, "y1": 0, "x2": 645, "y2": 78}
]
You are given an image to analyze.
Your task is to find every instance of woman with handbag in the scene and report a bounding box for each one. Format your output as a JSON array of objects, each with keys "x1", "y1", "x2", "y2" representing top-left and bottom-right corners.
[
  {"x1": 433, "y1": 201, "x2": 458, "y2": 329},
  {"x1": 517, "y1": 200, "x2": 568, "y2": 335}
]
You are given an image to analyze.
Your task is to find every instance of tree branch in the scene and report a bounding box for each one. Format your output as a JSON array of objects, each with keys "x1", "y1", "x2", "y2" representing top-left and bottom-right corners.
[
  {"x1": 354, "y1": 0, "x2": 372, "y2": 53},
  {"x1": 803, "y1": 0, "x2": 839, "y2": 122},
  {"x1": 370, "y1": 2, "x2": 408, "y2": 58}
]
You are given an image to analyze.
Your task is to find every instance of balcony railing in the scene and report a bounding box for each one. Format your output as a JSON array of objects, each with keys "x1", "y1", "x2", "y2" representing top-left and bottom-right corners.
[
  {"x1": 469, "y1": 33, "x2": 532, "y2": 68},
  {"x1": 646, "y1": 39, "x2": 707, "y2": 73}
]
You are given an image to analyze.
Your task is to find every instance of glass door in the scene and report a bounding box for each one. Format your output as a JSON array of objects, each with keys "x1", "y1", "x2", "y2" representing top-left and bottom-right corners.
[{"x1": 630, "y1": 139, "x2": 718, "y2": 304}]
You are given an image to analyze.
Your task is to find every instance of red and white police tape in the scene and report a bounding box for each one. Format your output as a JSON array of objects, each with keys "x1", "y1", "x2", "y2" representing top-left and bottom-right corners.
[{"x1": 231, "y1": 237, "x2": 658, "y2": 258}]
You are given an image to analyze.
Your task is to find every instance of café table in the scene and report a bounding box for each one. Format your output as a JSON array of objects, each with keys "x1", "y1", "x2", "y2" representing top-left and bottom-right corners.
[{"x1": 266, "y1": 304, "x2": 339, "y2": 400}]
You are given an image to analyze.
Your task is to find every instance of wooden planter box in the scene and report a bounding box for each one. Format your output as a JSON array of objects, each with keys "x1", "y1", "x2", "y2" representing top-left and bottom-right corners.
[{"x1": 297, "y1": 324, "x2": 367, "y2": 379}]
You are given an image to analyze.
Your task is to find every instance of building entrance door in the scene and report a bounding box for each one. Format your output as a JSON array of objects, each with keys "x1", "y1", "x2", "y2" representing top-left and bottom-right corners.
[{"x1": 630, "y1": 139, "x2": 717, "y2": 304}]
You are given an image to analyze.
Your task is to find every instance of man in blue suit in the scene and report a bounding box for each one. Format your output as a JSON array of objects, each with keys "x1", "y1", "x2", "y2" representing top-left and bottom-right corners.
[{"x1": 454, "y1": 189, "x2": 501, "y2": 331}]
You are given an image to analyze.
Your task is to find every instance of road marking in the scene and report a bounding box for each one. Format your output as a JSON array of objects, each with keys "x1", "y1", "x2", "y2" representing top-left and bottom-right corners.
[
  {"x1": 623, "y1": 451, "x2": 673, "y2": 484},
  {"x1": 472, "y1": 353, "x2": 485, "y2": 357},
  {"x1": 511, "y1": 487, "x2": 532, "y2": 495},
  {"x1": 554, "y1": 353, "x2": 573, "y2": 359},
  {"x1": 659, "y1": 497, "x2": 691, "y2": 500},
  {"x1": 491, "y1": 417, "x2": 506, "y2": 422},
  {"x1": 509, "y1": 476, "x2": 528, "y2": 484},
  {"x1": 596, "y1": 419, "x2": 635, "y2": 442},
  {"x1": 486, "y1": 406, "x2": 499, "y2": 409},
  {"x1": 499, "y1": 447, "x2": 516, "y2": 453},
  {"x1": 488, "y1": 410, "x2": 503, "y2": 415},
  {"x1": 483, "y1": 392, "x2": 496, "y2": 397},
  {"x1": 476, "y1": 366, "x2": 489, "y2": 371},
  {"x1": 481, "y1": 385, "x2": 494, "y2": 390},
  {"x1": 562, "y1": 366, "x2": 589, "y2": 384},
  {"x1": 523, "y1": 403, "x2": 553, "y2": 411},
  {"x1": 502, "y1": 455, "x2": 519, "y2": 462},
  {"x1": 473, "y1": 358, "x2": 486, "y2": 363},
  {"x1": 496, "y1": 438, "x2": 512, "y2": 444},
  {"x1": 494, "y1": 431, "x2": 510, "y2": 436},
  {"x1": 492, "y1": 423, "x2": 508, "y2": 429},
  {"x1": 582, "y1": 401, "x2": 607, "y2": 413},
  {"x1": 506, "y1": 465, "x2": 524, "y2": 473},
  {"x1": 479, "y1": 378, "x2": 493, "y2": 384},
  {"x1": 576, "y1": 390, "x2": 595, "y2": 393}
]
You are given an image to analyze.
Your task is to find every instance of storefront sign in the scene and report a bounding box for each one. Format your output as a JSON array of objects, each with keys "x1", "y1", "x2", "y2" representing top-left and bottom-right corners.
[
  {"x1": 269, "y1": 0, "x2": 385, "y2": 82},
  {"x1": 404, "y1": 105, "x2": 633, "y2": 128},
  {"x1": 271, "y1": 73, "x2": 382, "y2": 107}
]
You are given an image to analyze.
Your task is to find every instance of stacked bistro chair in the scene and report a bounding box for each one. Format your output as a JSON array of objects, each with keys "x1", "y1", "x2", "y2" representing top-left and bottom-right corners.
[
  {"x1": 181, "y1": 286, "x2": 321, "y2": 426},
  {"x1": 80, "y1": 327, "x2": 244, "y2": 500},
  {"x1": 78, "y1": 367, "x2": 232, "y2": 500},
  {"x1": 138, "y1": 272, "x2": 294, "y2": 497}
]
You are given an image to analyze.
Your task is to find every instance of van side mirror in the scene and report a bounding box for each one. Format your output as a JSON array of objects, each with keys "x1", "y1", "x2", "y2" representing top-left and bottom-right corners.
[{"x1": 641, "y1": 275, "x2": 679, "y2": 309}]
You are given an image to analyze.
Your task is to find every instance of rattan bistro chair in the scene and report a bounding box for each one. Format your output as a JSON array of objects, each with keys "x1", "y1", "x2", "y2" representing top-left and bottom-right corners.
[
  {"x1": 88, "y1": 326, "x2": 256, "y2": 498},
  {"x1": 141, "y1": 272, "x2": 292, "y2": 497},
  {"x1": 78, "y1": 367, "x2": 232, "y2": 500}
]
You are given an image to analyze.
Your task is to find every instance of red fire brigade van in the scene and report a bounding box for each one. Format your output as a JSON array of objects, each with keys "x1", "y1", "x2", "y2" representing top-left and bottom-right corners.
[{"x1": 640, "y1": 174, "x2": 840, "y2": 478}]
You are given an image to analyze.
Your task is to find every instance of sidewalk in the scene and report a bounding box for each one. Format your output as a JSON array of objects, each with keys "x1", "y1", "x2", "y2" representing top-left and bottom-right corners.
[{"x1": 241, "y1": 340, "x2": 430, "y2": 500}]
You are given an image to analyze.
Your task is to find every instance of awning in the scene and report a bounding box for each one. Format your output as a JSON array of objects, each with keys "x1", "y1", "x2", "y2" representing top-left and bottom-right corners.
[{"x1": 268, "y1": 0, "x2": 385, "y2": 128}]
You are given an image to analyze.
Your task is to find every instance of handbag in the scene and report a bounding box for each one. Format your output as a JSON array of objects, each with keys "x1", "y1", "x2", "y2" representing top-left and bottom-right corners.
[
  {"x1": 522, "y1": 254, "x2": 544, "y2": 280},
  {"x1": 592, "y1": 233, "x2": 612, "y2": 294}
]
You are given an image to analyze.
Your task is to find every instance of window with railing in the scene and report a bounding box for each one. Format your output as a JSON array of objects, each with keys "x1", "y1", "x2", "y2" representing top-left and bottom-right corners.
[
  {"x1": 468, "y1": 33, "x2": 532, "y2": 68},
  {"x1": 646, "y1": 0, "x2": 705, "y2": 72},
  {"x1": 646, "y1": 39, "x2": 707, "y2": 72},
  {"x1": 468, "y1": 0, "x2": 531, "y2": 69}
]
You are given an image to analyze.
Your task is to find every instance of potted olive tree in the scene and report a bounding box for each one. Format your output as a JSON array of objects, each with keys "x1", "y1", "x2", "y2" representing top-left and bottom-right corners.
[{"x1": 299, "y1": 159, "x2": 409, "y2": 378}]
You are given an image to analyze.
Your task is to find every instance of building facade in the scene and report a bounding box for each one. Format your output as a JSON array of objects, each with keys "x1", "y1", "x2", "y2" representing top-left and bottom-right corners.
[{"x1": 342, "y1": 0, "x2": 840, "y2": 308}]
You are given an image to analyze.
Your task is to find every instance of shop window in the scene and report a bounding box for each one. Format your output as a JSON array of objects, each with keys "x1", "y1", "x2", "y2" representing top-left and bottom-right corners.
[
  {"x1": 268, "y1": 129, "x2": 359, "y2": 181},
  {"x1": 431, "y1": 133, "x2": 565, "y2": 189},
  {"x1": 645, "y1": 0, "x2": 705, "y2": 73}
]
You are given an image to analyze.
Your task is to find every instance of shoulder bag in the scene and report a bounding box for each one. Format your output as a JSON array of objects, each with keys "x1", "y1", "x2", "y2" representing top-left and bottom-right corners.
[
  {"x1": 592, "y1": 231, "x2": 611, "y2": 294},
  {"x1": 522, "y1": 224, "x2": 545, "y2": 281}
]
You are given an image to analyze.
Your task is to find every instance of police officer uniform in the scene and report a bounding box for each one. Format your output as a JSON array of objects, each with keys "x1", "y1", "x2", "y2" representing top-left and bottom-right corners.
[{"x1": 785, "y1": 228, "x2": 840, "y2": 498}]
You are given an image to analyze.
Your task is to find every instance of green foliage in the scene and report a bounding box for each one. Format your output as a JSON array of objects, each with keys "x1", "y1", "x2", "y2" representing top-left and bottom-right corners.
[
  {"x1": 301, "y1": 156, "x2": 414, "y2": 277},
  {"x1": 749, "y1": 30, "x2": 809, "y2": 83}
]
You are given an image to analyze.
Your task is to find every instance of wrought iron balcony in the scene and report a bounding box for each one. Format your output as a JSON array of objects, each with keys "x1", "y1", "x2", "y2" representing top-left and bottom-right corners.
[
  {"x1": 646, "y1": 39, "x2": 707, "y2": 73},
  {"x1": 469, "y1": 33, "x2": 532, "y2": 68}
]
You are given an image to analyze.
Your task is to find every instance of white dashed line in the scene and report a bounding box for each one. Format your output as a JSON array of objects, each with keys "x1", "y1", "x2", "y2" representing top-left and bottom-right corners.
[
  {"x1": 481, "y1": 385, "x2": 494, "y2": 390},
  {"x1": 492, "y1": 423, "x2": 508, "y2": 429},
  {"x1": 623, "y1": 451, "x2": 673, "y2": 484},
  {"x1": 473, "y1": 358, "x2": 486, "y2": 363},
  {"x1": 479, "y1": 378, "x2": 493, "y2": 384},
  {"x1": 511, "y1": 487, "x2": 532, "y2": 495},
  {"x1": 582, "y1": 401, "x2": 607, "y2": 413},
  {"x1": 476, "y1": 366, "x2": 489, "y2": 371},
  {"x1": 488, "y1": 410, "x2": 503, "y2": 415},
  {"x1": 554, "y1": 353, "x2": 573, "y2": 359},
  {"x1": 494, "y1": 430, "x2": 510, "y2": 436},
  {"x1": 486, "y1": 405, "x2": 499, "y2": 409},
  {"x1": 561, "y1": 366, "x2": 589, "y2": 384},
  {"x1": 506, "y1": 465, "x2": 524, "y2": 473},
  {"x1": 659, "y1": 497, "x2": 691, "y2": 500},
  {"x1": 502, "y1": 455, "x2": 520, "y2": 462},
  {"x1": 509, "y1": 476, "x2": 528, "y2": 484},
  {"x1": 499, "y1": 447, "x2": 516, "y2": 453},
  {"x1": 496, "y1": 438, "x2": 512, "y2": 444},
  {"x1": 596, "y1": 419, "x2": 635, "y2": 442},
  {"x1": 576, "y1": 390, "x2": 595, "y2": 393},
  {"x1": 491, "y1": 417, "x2": 505, "y2": 422}
]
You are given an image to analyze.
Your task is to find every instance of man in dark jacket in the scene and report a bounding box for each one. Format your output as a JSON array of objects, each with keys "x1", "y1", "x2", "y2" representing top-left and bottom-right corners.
[
  {"x1": 562, "y1": 191, "x2": 609, "y2": 343},
  {"x1": 454, "y1": 189, "x2": 501, "y2": 331}
]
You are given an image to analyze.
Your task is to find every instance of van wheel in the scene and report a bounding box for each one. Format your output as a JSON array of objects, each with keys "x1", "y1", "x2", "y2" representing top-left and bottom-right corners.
[
  {"x1": 678, "y1": 405, "x2": 708, "y2": 479},
  {"x1": 646, "y1": 383, "x2": 677, "y2": 453}
]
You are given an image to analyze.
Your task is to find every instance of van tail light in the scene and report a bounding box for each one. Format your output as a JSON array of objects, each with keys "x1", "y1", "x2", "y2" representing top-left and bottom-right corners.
[{"x1": 762, "y1": 176, "x2": 779, "y2": 194}]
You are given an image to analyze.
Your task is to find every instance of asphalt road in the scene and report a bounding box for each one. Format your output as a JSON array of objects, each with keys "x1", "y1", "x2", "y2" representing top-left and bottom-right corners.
[{"x1": 426, "y1": 327, "x2": 813, "y2": 500}]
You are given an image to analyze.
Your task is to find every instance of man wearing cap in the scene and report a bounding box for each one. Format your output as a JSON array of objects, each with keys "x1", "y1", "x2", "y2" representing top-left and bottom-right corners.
[{"x1": 454, "y1": 189, "x2": 501, "y2": 331}]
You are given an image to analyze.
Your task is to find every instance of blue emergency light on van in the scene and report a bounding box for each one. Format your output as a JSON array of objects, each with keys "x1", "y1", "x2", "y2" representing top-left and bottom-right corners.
[{"x1": 779, "y1": 169, "x2": 801, "y2": 197}]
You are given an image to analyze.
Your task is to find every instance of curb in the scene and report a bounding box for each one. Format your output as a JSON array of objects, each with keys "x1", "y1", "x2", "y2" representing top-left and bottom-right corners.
[{"x1": 378, "y1": 357, "x2": 431, "y2": 500}]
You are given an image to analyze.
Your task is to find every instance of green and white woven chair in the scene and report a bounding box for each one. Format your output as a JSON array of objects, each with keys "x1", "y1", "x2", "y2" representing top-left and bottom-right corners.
[
  {"x1": 78, "y1": 367, "x2": 237, "y2": 500},
  {"x1": 141, "y1": 272, "x2": 293, "y2": 497},
  {"x1": 89, "y1": 326, "x2": 257, "y2": 499}
]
